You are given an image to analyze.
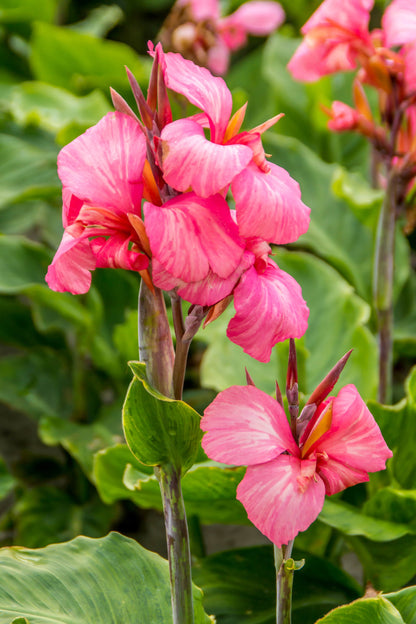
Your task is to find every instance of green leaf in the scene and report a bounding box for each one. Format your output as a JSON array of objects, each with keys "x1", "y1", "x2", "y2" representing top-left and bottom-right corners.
[
  {"x1": 123, "y1": 362, "x2": 202, "y2": 472},
  {"x1": 0, "y1": 455, "x2": 16, "y2": 500},
  {"x1": 94, "y1": 444, "x2": 248, "y2": 524},
  {"x1": 0, "y1": 0, "x2": 57, "y2": 23},
  {"x1": 192, "y1": 545, "x2": 360, "y2": 624},
  {"x1": 385, "y1": 586, "x2": 416, "y2": 624},
  {"x1": 40, "y1": 401, "x2": 124, "y2": 479},
  {"x1": 315, "y1": 596, "x2": 404, "y2": 624},
  {"x1": 0, "y1": 236, "x2": 51, "y2": 293},
  {"x1": 201, "y1": 250, "x2": 377, "y2": 400},
  {"x1": 70, "y1": 5, "x2": 124, "y2": 38},
  {"x1": 318, "y1": 499, "x2": 413, "y2": 541},
  {"x1": 10, "y1": 81, "x2": 110, "y2": 135},
  {"x1": 30, "y1": 22, "x2": 151, "y2": 94},
  {"x1": 0, "y1": 532, "x2": 210, "y2": 623},
  {"x1": 363, "y1": 487, "x2": 416, "y2": 530},
  {"x1": 0, "y1": 133, "x2": 59, "y2": 209},
  {"x1": 14, "y1": 486, "x2": 116, "y2": 548}
]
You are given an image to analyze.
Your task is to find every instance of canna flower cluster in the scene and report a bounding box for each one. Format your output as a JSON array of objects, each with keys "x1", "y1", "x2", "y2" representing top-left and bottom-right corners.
[
  {"x1": 288, "y1": 0, "x2": 416, "y2": 217},
  {"x1": 158, "y1": 0, "x2": 285, "y2": 75},
  {"x1": 46, "y1": 43, "x2": 310, "y2": 362},
  {"x1": 201, "y1": 346, "x2": 392, "y2": 546}
]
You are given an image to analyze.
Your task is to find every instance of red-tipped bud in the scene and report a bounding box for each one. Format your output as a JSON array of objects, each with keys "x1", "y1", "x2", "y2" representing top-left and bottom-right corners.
[
  {"x1": 245, "y1": 368, "x2": 255, "y2": 387},
  {"x1": 126, "y1": 67, "x2": 154, "y2": 130},
  {"x1": 157, "y1": 64, "x2": 173, "y2": 129},
  {"x1": 110, "y1": 88, "x2": 142, "y2": 126},
  {"x1": 286, "y1": 338, "x2": 298, "y2": 391},
  {"x1": 275, "y1": 380, "x2": 284, "y2": 409},
  {"x1": 306, "y1": 350, "x2": 352, "y2": 408}
]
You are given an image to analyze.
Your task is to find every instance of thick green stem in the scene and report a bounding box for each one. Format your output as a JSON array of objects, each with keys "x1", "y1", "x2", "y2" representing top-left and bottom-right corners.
[
  {"x1": 138, "y1": 281, "x2": 174, "y2": 398},
  {"x1": 373, "y1": 172, "x2": 397, "y2": 404},
  {"x1": 274, "y1": 543, "x2": 295, "y2": 624},
  {"x1": 138, "y1": 280, "x2": 194, "y2": 624},
  {"x1": 157, "y1": 464, "x2": 194, "y2": 624}
]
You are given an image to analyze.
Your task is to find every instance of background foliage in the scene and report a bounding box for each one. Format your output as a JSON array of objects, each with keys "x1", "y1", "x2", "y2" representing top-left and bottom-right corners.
[{"x1": 0, "y1": 0, "x2": 415, "y2": 622}]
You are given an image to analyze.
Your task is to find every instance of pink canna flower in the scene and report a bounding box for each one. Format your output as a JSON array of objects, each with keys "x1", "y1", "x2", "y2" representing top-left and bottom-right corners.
[
  {"x1": 154, "y1": 45, "x2": 310, "y2": 245},
  {"x1": 46, "y1": 112, "x2": 150, "y2": 294},
  {"x1": 201, "y1": 383, "x2": 392, "y2": 546},
  {"x1": 287, "y1": 0, "x2": 375, "y2": 82},
  {"x1": 159, "y1": 0, "x2": 285, "y2": 75},
  {"x1": 382, "y1": 0, "x2": 416, "y2": 47}
]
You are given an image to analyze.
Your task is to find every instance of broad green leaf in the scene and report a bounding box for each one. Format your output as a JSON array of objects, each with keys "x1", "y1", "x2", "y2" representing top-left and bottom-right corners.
[
  {"x1": 0, "y1": 350, "x2": 71, "y2": 421},
  {"x1": 385, "y1": 586, "x2": 416, "y2": 624},
  {"x1": 201, "y1": 250, "x2": 377, "y2": 400},
  {"x1": 94, "y1": 444, "x2": 248, "y2": 524},
  {"x1": 0, "y1": 133, "x2": 59, "y2": 209},
  {"x1": 40, "y1": 401, "x2": 124, "y2": 479},
  {"x1": 14, "y1": 486, "x2": 116, "y2": 548},
  {"x1": 10, "y1": 82, "x2": 110, "y2": 134},
  {"x1": 30, "y1": 22, "x2": 151, "y2": 94},
  {"x1": 192, "y1": 545, "x2": 360, "y2": 624},
  {"x1": 0, "y1": 532, "x2": 210, "y2": 623},
  {"x1": 0, "y1": 0, "x2": 57, "y2": 23},
  {"x1": 318, "y1": 499, "x2": 413, "y2": 541},
  {"x1": 123, "y1": 362, "x2": 202, "y2": 472},
  {"x1": 0, "y1": 236, "x2": 51, "y2": 293},
  {"x1": 315, "y1": 596, "x2": 404, "y2": 624},
  {"x1": 363, "y1": 487, "x2": 416, "y2": 530},
  {"x1": 70, "y1": 5, "x2": 124, "y2": 38},
  {"x1": 0, "y1": 456, "x2": 16, "y2": 500}
]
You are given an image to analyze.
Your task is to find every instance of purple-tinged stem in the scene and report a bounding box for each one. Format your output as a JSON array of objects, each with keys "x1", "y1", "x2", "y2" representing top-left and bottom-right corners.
[
  {"x1": 373, "y1": 171, "x2": 397, "y2": 404},
  {"x1": 274, "y1": 541, "x2": 295, "y2": 624}
]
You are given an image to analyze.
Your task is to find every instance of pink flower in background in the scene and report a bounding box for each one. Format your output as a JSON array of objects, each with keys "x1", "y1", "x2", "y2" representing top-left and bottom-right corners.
[
  {"x1": 159, "y1": 0, "x2": 285, "y2": 75},
  {"x1": 201, "y1": 384, "x2": 392, "y2": 546},
  {"x1": 382, "y1": 0, "x2": 416, "y2": 47},
  {"x1": 287, "y1": 0, "x2": 374, "y2": 81},
  {"x1": 46, "y1": 112, "x2": 149, "y2": 294}
]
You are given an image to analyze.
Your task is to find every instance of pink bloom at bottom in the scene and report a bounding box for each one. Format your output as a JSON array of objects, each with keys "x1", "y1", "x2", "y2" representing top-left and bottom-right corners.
[{"x1": 201, "y1": 384, "x2": 392, "y2": 546}]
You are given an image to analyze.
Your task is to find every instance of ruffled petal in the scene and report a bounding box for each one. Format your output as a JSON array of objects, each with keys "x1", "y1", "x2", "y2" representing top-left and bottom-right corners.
[
  {"x1": 301, "y1": 0, "x2": 373, "y2": 35},
  {"x1": 157, "y1": 47, "x2": 233, "y2": 142},
  {"x1": 151, "y1": 250, "x2": 253, "y2": 306},
  {"x1": 160, "y1": 118, "x2": 252, "y2": 196},
  {"x1": 315, "y1": 385, "x2": 393, "y2": 473},
  {"x1": 45, "y1": 232, "x2": 96, "y2": 295},
  {"x1": 91, "y1": 235, "x2": 149, "y2": 272},
  {"x1": 219, "y1": 1, "x2": 285, "y2": 51},
  {"x1": 237, "y1": 455, "x2": 326, "y2": 546},
  {"x1": 316, "y1": 455, "x2": 369, "y2": 495},
  {"x1": 58, "y1": 112, "x2": 145, "y2": 216},
  {"x1": 227, "y1": 259, "x2": 309, "y2": 362},
  {"x1": 232, "y1": 162, "x2": 310, "y2": 244},
  {"x1": 383, "y1": 0, "x2": 416, "y2": 47},
  {"x1": 201, "y1": 385, "x2": 298, "y2": 465},
  {"x1": 144, "y1": 192, "x2": 244, "y2": 284}
]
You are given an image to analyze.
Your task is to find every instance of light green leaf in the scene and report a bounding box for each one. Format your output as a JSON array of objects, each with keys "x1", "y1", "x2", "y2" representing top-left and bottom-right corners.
[
  {"x1": 385, "y1": 586, "x2": 416, "y2": 624},
  {"x1": 315, "y1": 596, "x2": 404, "y2": 624},
  {"x1": 123, "y1": 362, "x2": 202, "y2": 472},
  {"x1": 0, "y1": 532, "x2": 210, "y2": 623},
  {"x1": 0, "y1": 236, "x2": 51, "y2": 293},
  {"x1": 201, "y1": 250, "x2": 377, "y2": 400},
  {"x1": 70, "y1": 5, "x2": 124, "y2": 38},
  {"x1": 30, "y1": 22, "x2": 151, "y2": 94},
  {"x1": 10, "y1": 82, "x2": 110, "y2": 134},
  {"x1": 0, "y1": 0, "x2": 57, "y2": 22},
  {"x1": 319, "y1": 499, "x2": 413, "y2": 541}
]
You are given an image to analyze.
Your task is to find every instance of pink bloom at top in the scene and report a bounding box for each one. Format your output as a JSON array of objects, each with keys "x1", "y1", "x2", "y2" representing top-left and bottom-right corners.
[
  {"x1": 288, "y1": 0, "x2": 375, "y2": 82},
  {"x1": 382, "y1": 0, "x2": 416, "y2": 47},
  {"x1": 155, "y1": 45, "x2": 310, "y2": 245},
  {"x1": 201, "y1": 384, "x2": 392, "y2": 546},
  {"x1": 46, "y1": 112, "x2": 149, "y2": 294},
  {"x1": 169, "y1": 0, "x2": 284, "y2": 75}
]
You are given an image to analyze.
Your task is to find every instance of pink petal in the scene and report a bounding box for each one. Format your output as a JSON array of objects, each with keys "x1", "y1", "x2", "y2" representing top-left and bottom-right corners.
[
  {"x1": 227, "y1": 259, "x2": 309, "y2": 362},
  {"x1": 160, "y1": 119, "x2": 252, "y2": 197},
  {"x1": 317, "y1": 455, "x2": 370, "y2": 496},
  {"x1": 301, "y1": 0, "x2": 373, "y2": 35},
  {"x1": 382, "y1": 0, "x2": 416, "y2": 47},
  {"x1": 232, "y1": 162, "x2": 310, "y2": 244},
  {"x1": 219, "y1": 1, "x2": 285, "y2": 51},
  {"x1": 157, "y1": 47, "x2": 233, "y2": 142},
  {"x1": 237, "y1": 455, "x2": 325, "y2": 546},
  {"x1": 91, "y1": 235, "x2": 149, "y2": 272},
  {"x1": 176, "y1": 0, "x2": 221, "y2": 21},
  {"x1": 151, "y1": 250, "x2": 253, "y2": 306},
  {"x1": 288, "y1": 39, "x2": 358, "y2": 82},
  {"x1": 58, "y1": 112, "x2": 145, "y2": 216},
  {"x1": 45, "y1": 232, "x2": 96, "y2": 295},
  {"x1": 315, "y1": 385, "x2": 393, "y2": 473},
  {"x1": 144, "y1": 192, "x2": 244, "y2": 283},
  {"x1": 62, "y1": 190, "x2": 83, "y2": 228},
  {"x1": 201, "y1": 385, "x2": 298, "y2": 465}
]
